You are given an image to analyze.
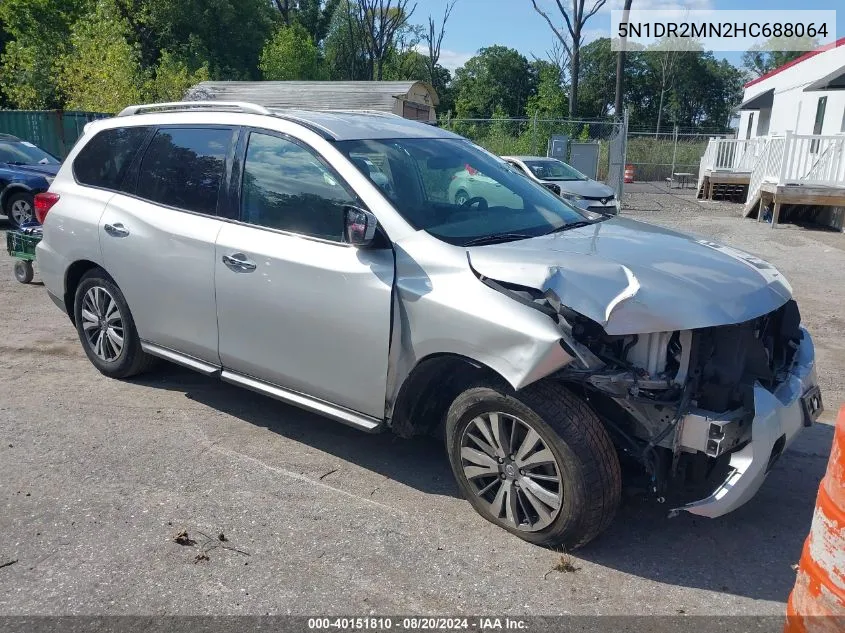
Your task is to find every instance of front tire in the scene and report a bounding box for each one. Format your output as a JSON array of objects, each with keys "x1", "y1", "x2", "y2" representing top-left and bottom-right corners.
[
  {"x1": 445, "y1": 381, "x2": 621, "y2": 549},
  {"x1": 73, "y1": 270, "x2": 155, "y2": 378}
]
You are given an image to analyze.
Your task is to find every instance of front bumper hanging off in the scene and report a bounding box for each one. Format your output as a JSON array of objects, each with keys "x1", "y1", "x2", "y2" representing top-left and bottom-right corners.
[{"x1": 678, "y1": 327, "x2": 820, "y2": 518}]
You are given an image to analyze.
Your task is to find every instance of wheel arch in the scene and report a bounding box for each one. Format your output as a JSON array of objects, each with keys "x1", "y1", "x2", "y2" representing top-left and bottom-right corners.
[
  {"x1": 389, "y1": 353, "x2": 511, "y2": 439},
  {"x1": 64, "y1": 260, "x2": 106, "y2": 324},
  {"x1": 1, "y1": 183, "x2": 34, "y2": 211}
]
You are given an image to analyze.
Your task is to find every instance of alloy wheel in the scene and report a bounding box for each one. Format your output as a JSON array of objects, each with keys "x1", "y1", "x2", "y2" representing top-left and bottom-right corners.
[
  {"x1": 80, "y1": 286, "x2": 125, "y2": 362},
  {"x1": 460, "y1": 412, "x2": 563, "y2": 532},
  {"x1": 10, "y1": 198, "x2": 33, "y2": 225}
]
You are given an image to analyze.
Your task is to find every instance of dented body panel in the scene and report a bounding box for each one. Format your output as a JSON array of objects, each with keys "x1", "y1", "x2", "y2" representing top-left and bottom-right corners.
[
  {"x1": 385, "y1": 231, "x2": 574, "y2": 416},
  {"x1": 466, "y1": 217, "x2": 793, "y2": 335}
]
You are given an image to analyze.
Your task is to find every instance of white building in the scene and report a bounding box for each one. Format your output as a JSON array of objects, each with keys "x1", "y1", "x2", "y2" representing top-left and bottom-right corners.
[
  {"x1": 738, "y1": 38, "x2": 845, "y2": 139},
  {"x1": 697, "y1": 39, "x2": 845, "y2": 230}
]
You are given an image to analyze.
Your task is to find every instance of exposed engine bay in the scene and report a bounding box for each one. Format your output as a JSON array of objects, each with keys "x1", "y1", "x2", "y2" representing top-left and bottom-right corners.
[
  {"x1": 556, "y1": 296, "x2": 804, "y2": 500},
  {"x1": 478, "y1": 271, "x2": 805, "y2": 502}
]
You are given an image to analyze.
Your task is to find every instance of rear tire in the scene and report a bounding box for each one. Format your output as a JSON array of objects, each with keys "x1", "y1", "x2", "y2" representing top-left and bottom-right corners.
[
  {"x1": 73, "y1": 270, "x2": 156, "y2": 378},
  {"x1": 445, "y1": 380, "x2": 621, "y2": 549}
]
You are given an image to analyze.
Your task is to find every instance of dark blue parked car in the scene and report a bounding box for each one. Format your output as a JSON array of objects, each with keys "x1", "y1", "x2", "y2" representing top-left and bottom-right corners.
[{"x1": 0, "y1": 134, "x2": 61, "y2": 228}]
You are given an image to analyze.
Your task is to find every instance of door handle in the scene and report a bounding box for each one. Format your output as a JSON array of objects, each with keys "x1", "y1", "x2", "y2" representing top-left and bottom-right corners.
[
  {"x1": 222, "y1": 253, "x2": 257, "y2": 272},
  {"x1": 104, "y1": 223, "x2": 129, "y2": 237}
]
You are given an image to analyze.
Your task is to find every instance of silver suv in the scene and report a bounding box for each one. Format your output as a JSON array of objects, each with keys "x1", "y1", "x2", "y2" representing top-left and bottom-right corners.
[{"x1": 36, "y1": 102, "x2": 822, "y2": 548}]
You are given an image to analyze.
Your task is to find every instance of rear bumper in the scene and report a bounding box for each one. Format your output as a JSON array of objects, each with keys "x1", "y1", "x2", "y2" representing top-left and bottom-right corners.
[{"x1": 679, "y1": 326, "x2": 819, "y2": 518}]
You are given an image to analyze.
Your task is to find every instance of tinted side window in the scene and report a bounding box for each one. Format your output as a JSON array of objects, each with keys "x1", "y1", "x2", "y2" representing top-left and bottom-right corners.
[
  {"x1": 137, "y1": 127, "x2": 232, "y2": 215},
  {"x1": 73, "y1": 127, "x2": 151, "y2": 190},
  {"x1": 240, "y1": 132, "x2": 355, "y2": 241}
]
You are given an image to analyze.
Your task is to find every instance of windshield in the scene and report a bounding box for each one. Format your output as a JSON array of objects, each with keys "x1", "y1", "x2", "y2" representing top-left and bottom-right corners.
[
  {"x1": 523, "y1": 159, "x2": 587, "y2": 182},
  {"x1": 335, "y1": 138, "x2": 590, "y2": 246},
  {"x1": 0, "y1": 140, "x2": 59, "y2": 165}
]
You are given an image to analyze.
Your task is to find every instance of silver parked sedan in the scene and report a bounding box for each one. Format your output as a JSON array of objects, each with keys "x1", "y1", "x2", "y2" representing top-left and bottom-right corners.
[
  {"x1": 503, "y1": 155, "x2": 620, "y2": 215},
  {"x1": 36, "y1": 103, "x2": 822, "y2": 549}
]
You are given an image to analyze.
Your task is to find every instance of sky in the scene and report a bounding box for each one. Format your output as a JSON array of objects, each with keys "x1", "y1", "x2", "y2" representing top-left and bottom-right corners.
[{"x1": 418, "y1": 0, "x2": 844, "y2": 73}]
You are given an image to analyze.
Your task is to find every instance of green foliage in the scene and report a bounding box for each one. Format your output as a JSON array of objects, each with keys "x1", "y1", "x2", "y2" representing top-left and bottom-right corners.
[
  {"x1": 138, "y1": 0, "x2": 276, "y2": 79},
  {"x1": 323, "y1": 0, "x2": 369, "y2": 79},
  {"x1": 146, "y1": 50, "x2": 210, "y2": 102},
  {"x1": 382, "y1": 49, "x2": 428, "y2": 81},
  {"x1": 526, "y1": 60, "x2": 567, "y2": 119},
  {"x1": 260, "y1": 23, "x2": 323, "y2": 80},
  {"x1": 290, "y1": 0, "x2": 340, "y2": 45},
  {"x1": 58, "y1": 4, "x2": 145, "y2": 112},
  {"x1": 741, "y1": 37, "x2": 818, "y2": 78},
  {"x1": 576, "y1": 37, "x2": 742, "y2": 132},
  {"x1": 0, "y1": 0, "x2": 742, "y2": 133},
  {"x1": 0, "y1": 0, "x2": 90, "y2": 108},
  {"x1": 452, "y1": 46, "x2": 534, "y2": 118}
]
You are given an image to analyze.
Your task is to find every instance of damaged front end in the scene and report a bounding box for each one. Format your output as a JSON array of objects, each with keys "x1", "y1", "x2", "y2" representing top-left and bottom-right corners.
[{"x1": 470, "y1": 257, "x2": 821, "y2": 518}]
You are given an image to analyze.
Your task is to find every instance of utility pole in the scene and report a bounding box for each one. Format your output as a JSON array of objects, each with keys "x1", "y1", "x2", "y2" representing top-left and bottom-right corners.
[{"x1": 614, "y1": 0, "x2": 633, "y2": 117}]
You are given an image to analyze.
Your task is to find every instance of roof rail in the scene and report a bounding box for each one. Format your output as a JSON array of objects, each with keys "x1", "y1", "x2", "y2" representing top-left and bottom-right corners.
[
  {"x1": 116, "y1": 101, "x2": 271, "y2": 117},
  {"x1": 325, "y1": 109, "x2": 403, "y2": 118}
]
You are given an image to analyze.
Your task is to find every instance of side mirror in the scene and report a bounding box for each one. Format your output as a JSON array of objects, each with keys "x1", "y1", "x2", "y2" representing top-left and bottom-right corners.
[{"x1": 344, "y1": 206, "x2": 378, "y2": 247}]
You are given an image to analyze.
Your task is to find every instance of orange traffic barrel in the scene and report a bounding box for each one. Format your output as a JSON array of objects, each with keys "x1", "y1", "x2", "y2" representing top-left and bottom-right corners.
[
  {"x1": 624, "y1": 164, "x2": 635, "y2": 183},
  {"x1": 785, "y1": 405, "x2": 845, "y2": 633}
]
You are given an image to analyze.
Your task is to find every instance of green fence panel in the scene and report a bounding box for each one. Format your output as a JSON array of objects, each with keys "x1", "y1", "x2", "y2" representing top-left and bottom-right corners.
[{"x1": 0, "y1": 110, "x2": 110, "y2": 159}]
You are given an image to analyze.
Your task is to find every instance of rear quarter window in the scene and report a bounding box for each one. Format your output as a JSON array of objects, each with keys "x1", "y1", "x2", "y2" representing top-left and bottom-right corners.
[
  {"x1": 136, "y1": 127, "x2": 233, "y2": 215},
  {"x1": 73, "y1": 127, "x2": 151, "y2": 190}
]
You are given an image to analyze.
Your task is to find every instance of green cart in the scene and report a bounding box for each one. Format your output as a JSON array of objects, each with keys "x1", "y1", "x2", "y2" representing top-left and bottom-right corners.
[{"x1": 6, "y1": 227, "x2": 42, "y2": 284}]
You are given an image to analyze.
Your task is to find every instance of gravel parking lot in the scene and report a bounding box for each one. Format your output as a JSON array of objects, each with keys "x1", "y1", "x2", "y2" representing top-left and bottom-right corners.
[{"x1": 0, "y1": 188, "x2": 841, "y2": 618}]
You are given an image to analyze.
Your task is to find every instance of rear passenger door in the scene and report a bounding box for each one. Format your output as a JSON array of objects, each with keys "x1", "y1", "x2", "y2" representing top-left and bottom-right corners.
[
  {"x1": 214, "y1": 129, "x2": 394, "y2": 419},
  {"x1": 99, "y1": 126, "x2": 237, "y2": 365}
]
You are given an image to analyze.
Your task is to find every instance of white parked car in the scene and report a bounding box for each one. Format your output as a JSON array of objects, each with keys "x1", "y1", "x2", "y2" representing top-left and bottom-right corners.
[
  {"x1": 503, "y1": 155, "x2": 620, "y2": 215},
  {"x1": 447, "y1": 164, "x2": 523, "y2": 209}
]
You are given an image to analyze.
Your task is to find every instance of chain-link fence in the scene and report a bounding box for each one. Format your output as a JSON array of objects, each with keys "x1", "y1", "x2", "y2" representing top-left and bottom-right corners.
[
  {"x1": 625, "y1": 129, "x2": 733, "y2": 183},
  {"x1": 437, "y1": 116, "x2": 624, "y2": 183}
]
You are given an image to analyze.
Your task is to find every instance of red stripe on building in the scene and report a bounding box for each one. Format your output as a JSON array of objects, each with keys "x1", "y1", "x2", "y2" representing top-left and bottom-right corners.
[{"x1": 744, "y1": 37, "x2": 845, "y2": 88}]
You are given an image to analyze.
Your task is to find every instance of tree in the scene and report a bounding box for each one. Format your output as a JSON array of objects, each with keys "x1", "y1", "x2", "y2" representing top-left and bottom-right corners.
[
  {"x1": 271, "y1": 0, "x2": 340, "y2": 44},
  {"x1": 58, "y1": 3, "x2": 144, "y2": 112},
  {"x1": 576, "y1": 38, "x2": 619, "y2": 118},
  {"x1": 138, "y1": 0, "x2": 277, "y2": 79},
  {"x1": 0, "y1": 0, "x2": 90, "y2": 108},
  {"x1": 669, "y1": 54, "x2": 742, "y2": 130},
  {"x1": 741, "y1": 37, "x2": 818, "y2": 78},
  {"x1": 350, "y1": 0, "x2": 417, "y2": 80},
  {"x1": 652, "y1": 41, "x2": 678, "y2": 135},
  {"x1": 260, "y1": 22, "x2": 323, "y2": 80},
  {"x1": 422, "y1": 0, "x2": 456, "y2": 88},
  {"x1": 324, "y1": 0, "x2": 369, "y2": 79},
  {"x1": 382, "y1": 48, "x2": 426, "y2": 80},
  {"x1": 530, "y1": 0, "x2": 607, "y2": 117},
  {"x1": 526, "y1": 60, "x2": 567, "y2": 118},
  {"x1": 452, "y1": 46, "x2": 533, "y2": 118},
  {"x1": 146, "y1": 50, "x2": 210, "y2": 102}
]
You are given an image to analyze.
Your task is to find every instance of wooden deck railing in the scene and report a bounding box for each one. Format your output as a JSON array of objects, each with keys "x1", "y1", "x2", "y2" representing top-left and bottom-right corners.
[
  {"x1": 743, "y1": 132, "x2": 845, "y2": 214},
  {"x1": 697, "y1": 137, "x2": 766, "y2": 190}
]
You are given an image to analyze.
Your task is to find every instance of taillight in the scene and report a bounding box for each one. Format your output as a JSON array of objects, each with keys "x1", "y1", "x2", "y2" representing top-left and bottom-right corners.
[{"x1": 34, "y1": 192, "x2": 60, "y2": 224}]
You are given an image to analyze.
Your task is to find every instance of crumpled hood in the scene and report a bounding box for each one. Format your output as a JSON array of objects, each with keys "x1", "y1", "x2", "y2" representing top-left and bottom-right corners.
[
  {"x1": 467, "y1": 217, "x2": 792, "y2": 335},
  {"x1": 545, "y1": 178, "x2": 615, "y2": 199}
]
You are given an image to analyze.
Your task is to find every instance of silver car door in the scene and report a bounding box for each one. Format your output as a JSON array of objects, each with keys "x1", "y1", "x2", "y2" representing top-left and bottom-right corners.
[
  {"x1": 99, "y1": 126, "x2": 236, "y2": 364},
  {"x1": 214, "y1": 129, "x2": 394, "y2": 419}
]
